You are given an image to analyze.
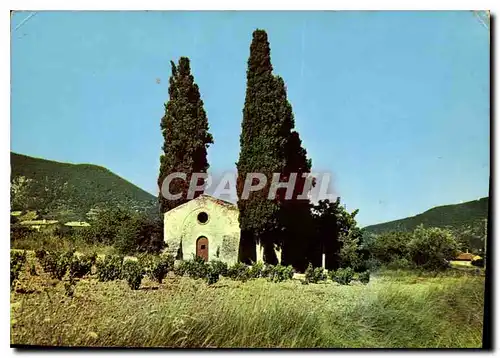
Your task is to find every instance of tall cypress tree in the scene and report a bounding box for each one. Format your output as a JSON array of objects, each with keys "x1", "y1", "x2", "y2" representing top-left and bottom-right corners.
[
  {"x1": 158, "y1": 57, "x2": 213, "y2": 214},
  {"x1": 236, "y1": 30, "x2": 292, "y2": 263},
  {"x1": 237, "y1": 30, "x2": 313, "y2": 265}
]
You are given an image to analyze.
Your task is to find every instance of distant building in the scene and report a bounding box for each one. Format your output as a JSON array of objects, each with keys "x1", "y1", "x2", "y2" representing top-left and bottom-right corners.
[
  {"x1": 455, "y1": 252, "x2": 475, "y2": 261},
  {"x1": 19, "y1": 219, "x2": 59, "y2": 231},
  {"x1": 64, "y1": 221, "x2": 91, "y2": 228}
]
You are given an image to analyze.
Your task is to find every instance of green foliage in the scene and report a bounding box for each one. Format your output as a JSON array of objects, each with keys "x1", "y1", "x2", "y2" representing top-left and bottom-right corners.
[
  {"x1": 53, "y1": 250, "x2": 74, "y2": 280},
  {"x1": 311, "y1": 198, "x2": 365, "y2": 271},
  {"x1": 471, "y1": 258, "x2": 485, "y2": 267},
  {"x1": 35, "y1": 249, "x2": 48, "y2": 261},
  {"x1": 368, "y1": 231, "x2": 412, "y2": 265},
  {"x1": 69, "y1": 253, "x2": 95, "y2": 279},
  {"x1": 173, "y1": 260, "x2": 189, "y2": 277},
  {"x1": 339, "y1": 231, "x2": 362, "y2": 270},
  {"x1": 183, "y1": 256, "x2": 209, "y2": 280},
  {"x1": 385, "y1": 257, "x2": 414, "y2": 270},
  {"x1": 407, "y1": 226, "x2": 459, "y2": 270},
  {"x1": 364, "y1": 197, "x2": 488, "y2": 253},
  {"x1": 64, "y1": 278, "x2": 76, "y2": 297},
  {"x1": 268, "y1": 264, "x2": 294, "y2": 283},
  {"x1": 368, "y1": 226, "x2": 461, "y2": 271},
  {"x1": 29, "y1": 263, "x2": 37, "y2": 276},
  {"x1": 10, "y1": 225, "x2": 34, "y2": 242},
  {"x1": 122, "y1": 260, "x2": 144, "y2": 290},
  {"x1": 261, "y1": 264, "x2": 275, "y2": 279},
  {"x1": 115, "y1": 215, "x2": 164, "y2": 255},
  {"x1": 158, "y1": 57, "x2": 214, "y2": 213},
  {"x1": 37, "y1": 250, "x2": 56, "y2": 273},
  {"x1": 96, "y1": 255, "x2": 123, "y2": 282},
  {"x1": 10, "y1": 250, "x2": 27, "y2": 288},
  {"x1": 209, "y1": 260, "x2": 229, "y2": 277},
  {"x1": 227, "y1": 262, "x2": 250, "y2": 281},
  {"x1": 358, "y1": 270, "x2": 370, "y2": 284},
  {"x1": 10, "y1": 152, "x2": 159, "y2": 221},
  {"x1": 248, "y1": 261, "x2": 264, "y2": 279},
  {"x1": 305, "y1": 263, "x2": 326, "y2": 284},
  {"x1": 331, "y1": 267, "x2": 354, "y2": 285},
  {"x1": 38, "y1": 250, "x2": 74, "y2": 280},
  {"x1": 206, "y1": 268, "x2": 220, "y2": 285},
  {"x1": 147, "y1": 255, "x2": 175, "y2": 283},
  {"x1": 237, "y1": 29, "x2": 307, "y2": 264}
]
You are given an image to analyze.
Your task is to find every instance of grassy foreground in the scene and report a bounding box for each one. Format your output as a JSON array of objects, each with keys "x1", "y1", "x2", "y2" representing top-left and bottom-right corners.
[{"x1": 11, "y1": 256, "x2": 484, "y2": 348}]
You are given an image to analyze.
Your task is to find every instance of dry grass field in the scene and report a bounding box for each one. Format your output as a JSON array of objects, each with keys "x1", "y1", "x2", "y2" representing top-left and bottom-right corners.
[{"x1": 10, "y1": 251, "x2": 485, "y2": 348}]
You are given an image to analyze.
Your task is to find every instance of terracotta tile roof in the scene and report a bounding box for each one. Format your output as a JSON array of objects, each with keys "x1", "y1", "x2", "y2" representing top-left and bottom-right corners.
[{"x1": 456, "y1": 252, "x2": 474, "y2": 261}]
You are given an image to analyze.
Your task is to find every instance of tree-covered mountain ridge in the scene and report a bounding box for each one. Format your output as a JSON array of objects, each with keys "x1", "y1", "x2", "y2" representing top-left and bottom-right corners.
[
  {"x1": 10, "y1": 152, "x2": 159, "y2": 222},
  {"x1": 363, "y1": 197, "x2": 489, "y2": 252}
]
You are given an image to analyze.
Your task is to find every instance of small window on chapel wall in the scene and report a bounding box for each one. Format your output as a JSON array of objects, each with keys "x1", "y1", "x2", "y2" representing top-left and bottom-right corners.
[{"x1": 197, "y1": 211, "x2": 209, "y2": 224}]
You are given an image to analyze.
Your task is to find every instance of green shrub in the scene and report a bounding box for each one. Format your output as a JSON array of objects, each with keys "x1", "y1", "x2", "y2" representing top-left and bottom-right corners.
[
  {"x1": 210, "y1": 260, "x2": 228, "y2": 277},
  {"x1": 39, "y1": 251, "x2": 57, "y2": 274},
  {"x1": 227, "y1": 262, "x2": 250, "y2": 281},
  {"x1": 173, "y1": 260, "x2": 189, "y2": 277},
  {"x1": 69, "y1": 254, "x2": 94, "y2": 279},
  {"x1": 35, "y1": 249, "x2": 48, "y2": 261},
  {"x1": 471, "y1": 258, "x2": 484, "y2": 267},
  {"x1": 10, "y1": 225, "x2": 34, "y2": 242},
  {"x1": 39, "y1": 250, "x2": 74, "y2": 280},
  {"x1": 11, "y1": 250, "x2": 27, "y2": 265},
  {"x1": 358, "y1": 270, "x2": 370, "y2": 284},
  {"x1": 185, "y1": 256, "x2": 209, "y2": 280},
  {"x1": 10, "y1": 250, "x2": 27, "y2": 288},
  {"x1": 269, "y1": 264, "x2": 294, "y2": 283},
  {"x1": 53, "y1": 251, "x2": 74, "y2": 280},
  {"x1": 206, "y1": 268, "x2": 220, "y2": 285},
  {"x1": 84, "y1": 252, "x2": 98, "y2": 266},
  {"x1": 149, "y1": 255, "x2": 175, "y2": 283},
  {"x1": 248, "y1": 261, "x2": 264, "y2": 279},
  {"x1": 332, "y1": 267, "x2": 354, "y2": 285},
  {"x1": 261, "y1": 264, "x2": 274, "y2": 279},
  {"x1": 122, "y1": 260, "x2": 144, "y2": 290},
  {"x1": 305, "y1": 263, "x2": 326, "y2": 283},
  {"x1": 29, "y1": 263, "x2": 37, "y2": 276},
  {"x1": 96, "y1": 255, "x2": 123, "y2": 282},
  {"x1": 64, "y1": 278, "x2": 76, "y2": 297}
]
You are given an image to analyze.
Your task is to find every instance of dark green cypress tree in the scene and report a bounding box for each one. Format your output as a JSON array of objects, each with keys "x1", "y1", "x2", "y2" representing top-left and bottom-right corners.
[
  {"x1": 237, "y1": 30, "x2": 313, "y2": 266},
  {"x1": 279, "y1": 129, "x2": 315, "y2": 272},
  {"x1": 158, "y1": 57, "x2": 214, "y2": 214},
  {"x1": 236, "y1": 30, "x2": 293, "y2": 263},
  {"x1": 269, "y1": 73, "x2": 315, "y2": 271}
]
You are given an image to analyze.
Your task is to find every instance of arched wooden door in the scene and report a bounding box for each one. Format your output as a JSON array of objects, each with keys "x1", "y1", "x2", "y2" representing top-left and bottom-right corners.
[{"x1": 196, "y1": 236, "x2": 209, "y2": 261}]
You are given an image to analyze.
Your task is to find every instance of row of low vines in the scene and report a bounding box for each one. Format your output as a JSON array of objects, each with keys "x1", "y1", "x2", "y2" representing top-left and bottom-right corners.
[{"x1": 10, "y1": 249, "x2": 370, "y2": 293}]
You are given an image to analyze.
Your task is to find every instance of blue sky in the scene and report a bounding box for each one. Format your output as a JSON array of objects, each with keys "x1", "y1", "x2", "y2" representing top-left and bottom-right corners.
[{"x1": 11, "y1": 11, "x2": 489, "y2": 227}]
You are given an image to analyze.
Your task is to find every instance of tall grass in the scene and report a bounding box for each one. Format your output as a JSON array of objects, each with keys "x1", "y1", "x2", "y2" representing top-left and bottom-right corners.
[{"x1": 11, "y1": 257, "x2": 484, "y2": 348}]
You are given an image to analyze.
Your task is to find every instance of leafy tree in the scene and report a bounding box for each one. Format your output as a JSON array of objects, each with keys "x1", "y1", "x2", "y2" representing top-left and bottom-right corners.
[
  {"x1": 367, "y1": 231, "x2": 412, "y2": 265},
  {"x1": 84, "y1": 208, "x2": 133, "y2": 245},
  {"x1": 311, "y1": 198, "x2": 364, "y2": 270},
  {"x1": 158, "y1": 57, "x2": 214, "y2": 214},
  {"x1": 407, "y1": 225, "x2": 459, "y2": 270}
]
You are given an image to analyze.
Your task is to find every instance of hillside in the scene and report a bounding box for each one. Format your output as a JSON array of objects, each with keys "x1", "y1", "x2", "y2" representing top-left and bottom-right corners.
[
  {"x1": 10, "y1": 152, "x2": 159, "y2": 222},
  {"x1": 363, "y1": 197, "x2": 489, "y2": 252}
]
